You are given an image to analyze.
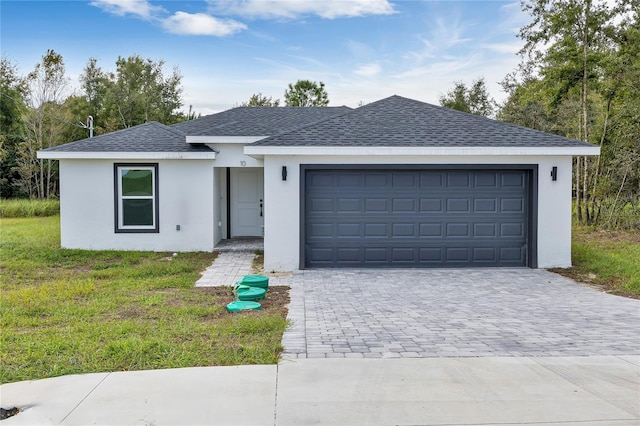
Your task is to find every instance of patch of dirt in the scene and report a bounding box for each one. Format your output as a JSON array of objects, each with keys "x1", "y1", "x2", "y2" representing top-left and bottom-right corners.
[
  {"x1": 117, "y1": 307, "x2": 145, "y2": 319},
  {"x1": 549, "y1": 268, "x2": 639, "y2": 300},
  {"x1": 574, "y1": 229, "x2": 640, "y2": 245},
  {"x1": 196, "y1": 286, "x2": 290, "y2": 319}
]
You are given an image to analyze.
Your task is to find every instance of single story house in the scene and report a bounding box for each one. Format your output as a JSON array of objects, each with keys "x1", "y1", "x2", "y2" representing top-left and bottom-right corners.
[{"x1": 38, "y1": 95, "x2": 599, "y2": 271}]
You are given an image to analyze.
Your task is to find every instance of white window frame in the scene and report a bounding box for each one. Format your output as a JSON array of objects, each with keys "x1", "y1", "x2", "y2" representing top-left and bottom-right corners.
[{"x1": 114, "y1": 163, "x2": 159, "y2": 233}]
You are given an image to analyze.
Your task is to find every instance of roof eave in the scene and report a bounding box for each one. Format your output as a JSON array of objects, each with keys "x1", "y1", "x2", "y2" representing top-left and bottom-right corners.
[
  {"x1": 244, "y1": 146, "x2": 600, "y2": 157},
  {"x1": 186, "y1": 136, "x2": 269, "y2": 144},
  {"x1": 37, "y1": 151, "x2": 217, "y2": 160}
]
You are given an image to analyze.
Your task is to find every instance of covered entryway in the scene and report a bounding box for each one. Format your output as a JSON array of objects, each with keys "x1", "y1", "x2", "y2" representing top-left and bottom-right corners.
[{"x1": 302, "y1": 166, "x2": 535, "y2": 268}]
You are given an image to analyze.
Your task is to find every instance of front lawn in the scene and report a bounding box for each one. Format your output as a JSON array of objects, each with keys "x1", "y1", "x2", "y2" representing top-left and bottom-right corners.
[
  {"x1": 0, "y1": 216, "x2": 288, "y2": 384},
  {"x1": 551, "y1": 227, "x2": 640, "y2": 298}
]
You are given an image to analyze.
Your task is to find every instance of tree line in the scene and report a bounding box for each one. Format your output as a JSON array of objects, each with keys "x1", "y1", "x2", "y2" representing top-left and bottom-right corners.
[
  {"x1": 440, "y1": 0, "x2": 639, "y2": 230},
  {"x1": 0, "y1": 50, "x2": 328, "y2": 199},
  {"x1": 1, "y1": 0, "x2": 638, "y2": 229}
]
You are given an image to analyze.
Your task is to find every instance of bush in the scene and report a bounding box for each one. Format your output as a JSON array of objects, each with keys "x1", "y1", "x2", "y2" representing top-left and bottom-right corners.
[{"x1": 0, "y1": 199, "x2": 60, "y2": 218}]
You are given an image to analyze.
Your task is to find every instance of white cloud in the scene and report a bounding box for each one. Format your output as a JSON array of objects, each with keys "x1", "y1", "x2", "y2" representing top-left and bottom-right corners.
[
  {"x1": 208, "y1": 0, "x2": 395, "y2": 19},
  {"x1": 353, "y1": 62, "x2": 381, "y2": 77},
  {"x1": 89, "y1": 0, "x2": 163, "y2": 19},
  {"x1": 163, "y1": 12, "x2": 246, "y2": 36}
]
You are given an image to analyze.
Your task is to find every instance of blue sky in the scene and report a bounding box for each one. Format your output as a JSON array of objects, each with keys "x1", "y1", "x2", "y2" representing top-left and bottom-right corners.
[{"x1": 1, "y1": 1, "x2": 530, "y2": 114}]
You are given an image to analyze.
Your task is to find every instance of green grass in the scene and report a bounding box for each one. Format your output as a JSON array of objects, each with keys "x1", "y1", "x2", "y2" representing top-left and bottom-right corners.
[
  {"x1": 552, "y1": 227, "x2": 640, "y2": 298},
  {"x1": 0, "y1": 199, "x2": 60, "y2": 218},
  {"x1": 0, "y1": 216, "x2": 288, "y2": 384}
]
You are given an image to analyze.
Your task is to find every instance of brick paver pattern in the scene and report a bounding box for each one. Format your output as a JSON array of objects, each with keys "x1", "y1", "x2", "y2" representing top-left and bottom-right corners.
[
  {"x1": 195, "y1": 238, "x2": 263, "y2": 287},
  {"x1": 281, "y1": 269, "x2": 640, "y2": 359}
]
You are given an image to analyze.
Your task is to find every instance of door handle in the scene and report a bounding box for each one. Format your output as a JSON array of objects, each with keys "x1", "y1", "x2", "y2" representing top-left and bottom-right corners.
[{"x1": 259, "y1": 199, "x2": 263, "y2": 217}]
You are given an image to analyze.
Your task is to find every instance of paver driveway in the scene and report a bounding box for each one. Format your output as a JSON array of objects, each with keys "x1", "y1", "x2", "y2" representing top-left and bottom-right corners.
[{"x1": 280, "y1": 268, "x2": 640, "y2": 359}]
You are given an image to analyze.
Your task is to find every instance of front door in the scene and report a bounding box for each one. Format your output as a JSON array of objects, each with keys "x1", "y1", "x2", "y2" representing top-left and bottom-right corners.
[{"x1": 230, "y1": 168, "x2": 264, "y2": 237}]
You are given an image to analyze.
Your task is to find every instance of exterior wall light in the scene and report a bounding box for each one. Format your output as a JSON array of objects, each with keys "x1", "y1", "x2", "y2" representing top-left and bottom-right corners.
[
  {"x1": 551, "y1": 166, "x2": 558, "y2": 181},
  {"x1": 282, "y1": 166, "x2": 287, "y2": 181}
]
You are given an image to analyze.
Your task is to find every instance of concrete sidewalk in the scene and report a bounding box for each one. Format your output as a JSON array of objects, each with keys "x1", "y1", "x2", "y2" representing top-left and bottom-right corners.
[{"x1": 2, "y1": 356, "x2": 638, "y2": 425}]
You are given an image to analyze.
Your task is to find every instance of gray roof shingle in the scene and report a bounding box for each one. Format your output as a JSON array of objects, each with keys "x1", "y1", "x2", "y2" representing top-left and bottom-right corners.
[
  {"x1": 250, "y1": 95, "x2": 596, "y2": 148},
  {"x1": 171, "y1": 106, "x2": 352, "y2": 136},
  {"x1": 43, "y1": 96, "x2": 595, "y2": 154},
  {"x1": 42, "y1": 122, "x2": 212, "y2": 153}
]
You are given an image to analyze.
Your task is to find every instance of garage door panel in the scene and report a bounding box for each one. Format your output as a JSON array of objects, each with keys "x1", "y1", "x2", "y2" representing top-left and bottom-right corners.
[
  {"x1": 365, "y1": 198, "x2": 388, "y2": 212},
  {"x1": 392, "y1": 223, "x2": 415, "y2": 237},
  {"x1": 501, "y1": 198, "x2": 525, "y2": 212},
  {"x1": 473, "y1": 223, "x2": 497, "y2": 237},
  {"x1": 364, "y1": 247, "x2": 388, "y2": 262},
  {"x1": 502, "y1": 172, "x2": 525, "y2": 187},
  {"x1": 446, "y1": 247, "x2": 470, "y2": 262},
  {"x1": 420, "y1": 198, "x2": 443, "y2": 212},
  {"x1": 392, "y1": 198, "x2": 416, "y2": 212},
  {"x1": 308, "y1": 198, "x2": 334, "y2": 213},
  {"x1": 337, "y1": 198, "x2": 361, "y2": 213},
  {"x1": 420, "y1": 223, "x2": 443, "y2": 237},
  {"x1": 364, "y1": 223, "x2": 388, "y2": 237},
  {"x1": 391, "y1": 247, "x2": 416, "y2": 262},
  {"x1": 308, "y1": 223, "x2": 334, "y2": 238},
  {"x1": 304, "y1": 169, "x2": 529, "y2": 268},
  {"x1": 420, "y1": 172, "x2": 444, "y2": 187},
  {"x1": 446, "y1": 223, "x2": 470, "y2": 237},
  {"x1": 419, "y1": 247, "x2": 444, "y2": 262},
  {"x1": 447, "y1": 198, "x2": 470, "y2": 212},
  {"x1": 475, "y1": 172, "x2": 498, "y2": 187},
  {"x1": 500, "y1": 246, "x2": 526, "y2": 262},
  {"x1": 364, "y1": 173, "x2": 388, "y2": 187},
  {"x1": 474, "y1": 199, "x2": 497, "y2": 212},
  {"x1": 337, "y1": 223, "x2": 361, "y2": 237},
  {"x1": 447, "y1": 172, "x2": 471, "y2": 187},
  {"x1": 473, "y1": 247, "x2": 497, "y2": 262},
  {"x1": 500, "y1": 223, "x2": 525, "y2": 238},
  {"x1": 393, "y1": 173, "x2": 417, "y2": 187}
]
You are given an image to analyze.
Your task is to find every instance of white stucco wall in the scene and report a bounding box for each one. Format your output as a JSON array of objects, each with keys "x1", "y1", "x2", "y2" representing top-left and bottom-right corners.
[
  {"x1": 58, "y1": 159, "x2": 215, "y2": 251},
  {"x1": 262, "y1": 155, "x2": 574, "y2": 271}
]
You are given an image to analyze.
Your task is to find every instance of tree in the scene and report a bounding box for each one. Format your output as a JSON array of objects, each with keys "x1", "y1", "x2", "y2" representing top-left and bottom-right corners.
[
  {"x1": 439, "y1": 77, "x2": 497, "y2": 117},
  {"x1": 498, "y1": 0, "x2": 639, "y2": 229},
  {"x1": 284, "y1": 80, "x2": 329, "y2": 107},
  {"x1": 0, "y1": 57, "x2": 28, "y2": 198},
  {"x1": 497, "y1": 72, "x2": 555, "y2": 133},
  {"x1": 241, "y1": 93, "x2": 280, "y2": 107},
  {"x1": 16, "y1": 49, "x2": 68, "y2": 199},
  {"x1": 519, "y1": 0, "x2": 615, "y2": 224},
  {"x1": 79, "y1": 57, "x2": 111, "y2": 135},
  {"x1": 83, "y1": 55, "x2": 184, "y2": 132}
]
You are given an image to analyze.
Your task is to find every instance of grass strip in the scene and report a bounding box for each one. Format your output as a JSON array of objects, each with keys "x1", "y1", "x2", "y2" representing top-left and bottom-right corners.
[
  {"x1": 0, "y1": 199, "x2": 60, "y2": 218},
  {"x1": 0, "y1": 216, "x2": 288, "y2": 383},
  {"x1": 551, "y1": 227, "x2": 640, "y2": 298}
]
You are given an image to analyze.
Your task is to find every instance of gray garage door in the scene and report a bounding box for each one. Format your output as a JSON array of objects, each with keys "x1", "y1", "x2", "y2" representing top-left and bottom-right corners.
[{"x1": 303, "y1": 168, "x2": 531, "y2": 268}]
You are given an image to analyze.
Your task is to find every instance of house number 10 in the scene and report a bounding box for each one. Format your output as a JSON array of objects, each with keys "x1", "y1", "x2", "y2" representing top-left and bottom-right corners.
[{"x1": 240, "y1": 161, "x2": 246, "y2": 167}]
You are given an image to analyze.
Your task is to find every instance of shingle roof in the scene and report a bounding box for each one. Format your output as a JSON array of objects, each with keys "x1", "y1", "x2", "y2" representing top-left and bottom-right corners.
[
  {"x1": 250, "y1": 95, "x2": 596, "y2": 148},
  {"x1": 171, "y1": 106, "x2": 352, "y2": 136},
  {"x1": 43, "y1": 96, "x2": 596, "y2": 154},
  {"x1": 42, "y1": 122, "x2": 212, "y2": 153}
]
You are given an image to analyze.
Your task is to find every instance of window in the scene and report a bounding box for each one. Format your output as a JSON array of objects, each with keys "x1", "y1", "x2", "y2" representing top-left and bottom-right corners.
[{"x1": 114, "y1": 164, "x2": 159, "y2": 233}]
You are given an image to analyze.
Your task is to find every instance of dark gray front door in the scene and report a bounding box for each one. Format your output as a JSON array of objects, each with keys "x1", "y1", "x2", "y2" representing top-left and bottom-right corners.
[{"x1": 303, "y1": 168, "x2": 530, "y2": 268}]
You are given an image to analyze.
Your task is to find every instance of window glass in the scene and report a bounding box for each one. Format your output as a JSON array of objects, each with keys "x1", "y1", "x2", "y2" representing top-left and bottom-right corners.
[
  {"x1": 122, "y1": 199, "x2": 154, "y2": 226},
  {"x1": 115, "y1": 164, "x2": 158, "y2": 233},
  {"x1": 121, "y1": 169, "x2": 153, "y2": 196}
]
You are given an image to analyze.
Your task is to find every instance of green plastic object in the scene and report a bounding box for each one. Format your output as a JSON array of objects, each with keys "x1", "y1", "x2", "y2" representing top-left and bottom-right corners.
[
  {"x1": 236, "y1": 287, "x2": 266, "y2": 301},
  {"x1": 238, "y1": 275, "x2": 269, "y2": 289},
  {"x1": 226, "y1": 301, "x2": 261, "y2": 312}
]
